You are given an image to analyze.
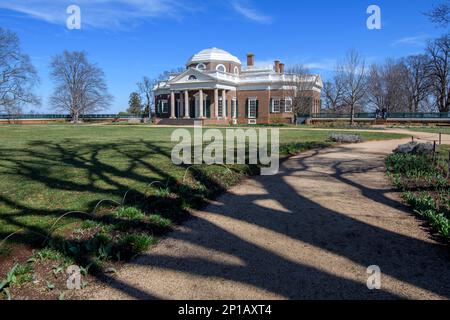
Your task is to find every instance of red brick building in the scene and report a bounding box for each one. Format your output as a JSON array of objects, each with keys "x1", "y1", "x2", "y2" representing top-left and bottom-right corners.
[{"x1": 154, "y1": 48, "x2": 322, "y2": 125}]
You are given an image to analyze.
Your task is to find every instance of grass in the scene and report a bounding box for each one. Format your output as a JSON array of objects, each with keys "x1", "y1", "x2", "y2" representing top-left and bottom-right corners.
[
  {"x1": 386, "y1": 145, "x2": 450, "y2": 242},
  {"x1": 399, "y1": 126, "x2": 450, "y2": 135},
  {"x1": 0, "y1": 125, "x2": 406, "y2": 285}
]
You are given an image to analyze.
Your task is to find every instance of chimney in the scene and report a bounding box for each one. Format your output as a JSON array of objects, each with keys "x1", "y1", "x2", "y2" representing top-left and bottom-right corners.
[
  {"x1": 247, "y1": 53, "x2": 255, "y2": 68},
  {"x1": 274, "y1": 60, "x2": 280, "y2": 73},
  {"x1": 279, "y1": 63, "x2": 285, "y2": 74}
]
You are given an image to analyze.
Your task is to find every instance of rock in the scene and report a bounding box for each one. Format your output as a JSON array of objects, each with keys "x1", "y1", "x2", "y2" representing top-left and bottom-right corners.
[
  {"x1": 415, "y1": 142, "x2": 438, "y2": 154},
  {"x1": 394, "y1": 142, "x2": 418, "y2": 154},
  {"x1": 328, "y1": 133, "x2": 364, "y2": 143},
  {"x1": 394, "y1": 141, "x2": 437, "y2": 154}
]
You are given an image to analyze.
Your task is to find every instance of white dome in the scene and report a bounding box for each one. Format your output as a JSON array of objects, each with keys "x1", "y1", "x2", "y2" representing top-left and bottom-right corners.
[{"x1": 187, "y1": 48, "x2": 241, "y2": 66}]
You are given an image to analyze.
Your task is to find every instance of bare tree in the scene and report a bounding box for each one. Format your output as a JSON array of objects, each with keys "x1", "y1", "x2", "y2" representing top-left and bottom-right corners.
[
  {"x1": 321, "y1": 75, "x2": 344, "y2": 112},
  {"x1": 143, "y1": 67, "x2": 186, "y2": 122},
  {"x1": 285, "y1": 64, "x2": 321, "y2": 121},
  {"x1": 427, "y1": 34, "x2": 450, "y2": 112},
  {"x1": 367, "y1": 63, "x2": 387, "y2": 112},
  {"x1": 0, "y1": 28, "x2": 40, "y2": 116},
  {"x1": 384, "y1": 60, "x2": 410, "y2": 112},
  {"x1": 157, "y1": 67, "x2": 186, "y2": 81},
  {"x1": 368, "y1": 59, "x2": 417, "y2": 114},
  {"x1": 49, "y1": 51, "x2": 112, "y2": 123},
  {"x1": 338, "y1": 50, "x2": 367, "y2": 125},
  {"x1": 137, "y1": 76, "x2": 155, "y2": 121},
  {"x1": 402, "y1": 55, "x2": 432, "y2": 112},
  {"x1": 425, "y1": 0, "x2": 450, "y2": 27}
]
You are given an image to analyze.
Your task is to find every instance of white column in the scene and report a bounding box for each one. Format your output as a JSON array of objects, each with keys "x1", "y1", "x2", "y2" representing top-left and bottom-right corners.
[
  {"x1": 184, "y1": 90, "x2": 190, "y2": 119},
  {"x1": 232, "y1": 99, "x2": 237, "y2": 119},
  {"x1": 199, "y1": 89, "x2": 204, "y2": 119},
  {"x1": 214, "y1": 88, "x2": 219, "y2": 119},
  {"x1": 170, "y1": 91, "x2": 176, "y2": 119},
  {"x1": 179, "y1": 92, "x2": 184, "y2": 118},
  {"x1": 222, "y1": 90, "x2": 227, "y2": 119}
]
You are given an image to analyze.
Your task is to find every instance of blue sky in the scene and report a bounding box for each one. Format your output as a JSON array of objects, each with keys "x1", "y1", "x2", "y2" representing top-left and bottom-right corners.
[{"x1": 0, "y1": 0, "x2": 446, "y2": 113}]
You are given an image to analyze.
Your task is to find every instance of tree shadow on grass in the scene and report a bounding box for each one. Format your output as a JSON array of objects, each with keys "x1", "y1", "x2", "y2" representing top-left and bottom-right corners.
[{"x1": 0, "y1": 140, "x2": 449, "y2": 299}]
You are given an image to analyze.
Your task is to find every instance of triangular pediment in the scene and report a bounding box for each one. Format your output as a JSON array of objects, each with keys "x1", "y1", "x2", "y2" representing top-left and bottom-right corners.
[{"x1": 169, "y1": 68, "x2": 217, "y2": 85}]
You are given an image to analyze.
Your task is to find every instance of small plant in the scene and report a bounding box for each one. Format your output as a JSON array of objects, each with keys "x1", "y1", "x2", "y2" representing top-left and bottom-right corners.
[
  {"x1": 115, "y1": 207, "x2": 145, "y2": 220},
  {"x1": 147, "y1": 214, "x2": 172, "y2": 228},
  {"x1": 0, "y1": 245, "x2": 12, "y2": 258},
  {"x1": 13, "y1": 263, "x2": 34, "y2": 286},
  {"x1": 81, "y1": 220, "x2": 98, "y2": 230},
  {"x1": 0, "y1": 264, "x2": 18, "y2": 293},
  {"x1": 118, "y1": 234, "x2": 155, "y2": 257},
  {"x1": 46, "y1": 281, "x2": 55, "y2": 291},
  {"x1": 0, "y1": 262, "x2": 34, "y2": 295},
  {"x1": 155, "y1": 187, "x2": 171, "y2": 198},
  {"x1": 34, "y1": 248, "x2": 63, "y2": 262}
]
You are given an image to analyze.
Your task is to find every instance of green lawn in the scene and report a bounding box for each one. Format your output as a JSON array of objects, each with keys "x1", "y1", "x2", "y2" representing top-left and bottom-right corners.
[
  {"x1": 0, "y1": 125, "x2": 406, "y2": 236},
  {"x1": 402, "y1": 126, "x2": 450, "y2": 135},
  {"x1": 0, "y1": 125, "x2": 406, "y2": 267}
]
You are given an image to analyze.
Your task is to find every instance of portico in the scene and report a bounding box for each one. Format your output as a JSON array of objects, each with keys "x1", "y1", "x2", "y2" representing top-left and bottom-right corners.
[{"x1": 164, "y1": 87, "x2": 235, "y2": 120}]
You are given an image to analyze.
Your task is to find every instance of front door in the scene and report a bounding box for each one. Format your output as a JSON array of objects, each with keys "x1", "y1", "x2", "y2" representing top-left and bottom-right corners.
[{"x1": 189, "y1": 99, "x2": 195, "y2": 118}]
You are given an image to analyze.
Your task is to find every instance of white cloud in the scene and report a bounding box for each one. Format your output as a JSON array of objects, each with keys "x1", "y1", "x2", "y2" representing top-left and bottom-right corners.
[
  {"x1": 391, "y1": 34, "x2": 429, "y2": 47},
  {"x1": 231, "y1": 1, "x2": 272, "y2": 24},
  {"x1": 0, "y1": 0, "x2": 193, "y2": 29},
  {"x1": 304, "y1": 61, "x2": 336, "y2": 71}
]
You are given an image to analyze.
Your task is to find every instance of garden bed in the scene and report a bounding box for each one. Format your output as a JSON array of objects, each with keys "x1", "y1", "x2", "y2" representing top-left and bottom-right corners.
[{"x1": 386, "y1": 145, "x2": 450, "y2": 243}]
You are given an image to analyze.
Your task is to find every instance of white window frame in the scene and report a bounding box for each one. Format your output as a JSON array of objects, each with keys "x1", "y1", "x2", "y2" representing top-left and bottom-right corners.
[
  {"x1": 216, "y1": 64, "x2": 226, "y2": 73},
  {"x1": 161, "y1": 100, "x2": 169, "y2": 113},
  {"x1": 231, "y1": 98, "x2": 237, "y2": 118},
  {"x1": 218, "y1": 97, "x2": 224, "y2": 118},
  {"x1": 196, "y1": 63, "x2": 206, "y2": 71},
  {"x1": 248, "y1": 98, "x2": 257, "y2": 119},
  {"x1": 284, "y1": 97, "x2": 293, "y2": 113},
  {"x1": 234, "y1": 66, "x2": 239, "y2": 75},
  {"x1": 272, "y1": 98, "x2": 281, "y2": 113}
]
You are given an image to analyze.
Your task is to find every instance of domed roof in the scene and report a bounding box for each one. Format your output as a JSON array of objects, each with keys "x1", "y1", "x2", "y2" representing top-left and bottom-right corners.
[{"x1": 187, "y1": 48, "x2": 241, "y2": 66}]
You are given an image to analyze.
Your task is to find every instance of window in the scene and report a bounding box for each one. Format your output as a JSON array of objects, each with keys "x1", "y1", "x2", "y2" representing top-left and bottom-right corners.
[
  {"x1": 188, "y1": 75, "x2": 197, "y2": 81},
  {"x1": 248, "y1": 98, "x2": 257, "y2": 119},
  {"x1": 272, "y1": 99, "x2": 281, "y2": 113},
  {"x1": 218, "y1": 98, "x2": 223, "y2": 118},
  {"x1": 285, "y1": 98, "x2": 293, "y2": 113},
  {"x1": 196, "y1": 63, "x2": 206, "y2": 71},
  {"x1": 234, "y1": 66, "x2": 239, "y2": 75},
  {"x1": 161, "y1": 100, "x2": 168, "y2": 113},
  {"x1": 216, "y1": 64, "x2": 226, "y2": 72}
]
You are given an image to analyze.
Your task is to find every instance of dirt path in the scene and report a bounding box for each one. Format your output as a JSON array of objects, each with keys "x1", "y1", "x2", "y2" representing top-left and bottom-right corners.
[{"x1": 85, "y1": 132, "x2": 450, "y2": 300}]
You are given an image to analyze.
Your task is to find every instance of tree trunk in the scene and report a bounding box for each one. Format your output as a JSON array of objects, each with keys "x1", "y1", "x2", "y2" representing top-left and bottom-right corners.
[
  {"x1": 72, "y1": 112, "x2": 79, "y2": 124},
  {"x1": 350, "y1": 105, "x2": 355, "y2": 125}
]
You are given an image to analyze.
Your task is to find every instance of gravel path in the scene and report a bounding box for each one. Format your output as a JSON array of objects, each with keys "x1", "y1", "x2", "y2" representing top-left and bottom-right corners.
[{"x1": 85, "y1": 131, "x2": 450, "y2": 300}]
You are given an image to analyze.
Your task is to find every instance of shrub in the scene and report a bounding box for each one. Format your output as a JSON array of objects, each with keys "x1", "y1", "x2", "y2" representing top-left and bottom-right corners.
[{"x1": 328, "y1": 133, "x2": 363, "y2": 143}]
